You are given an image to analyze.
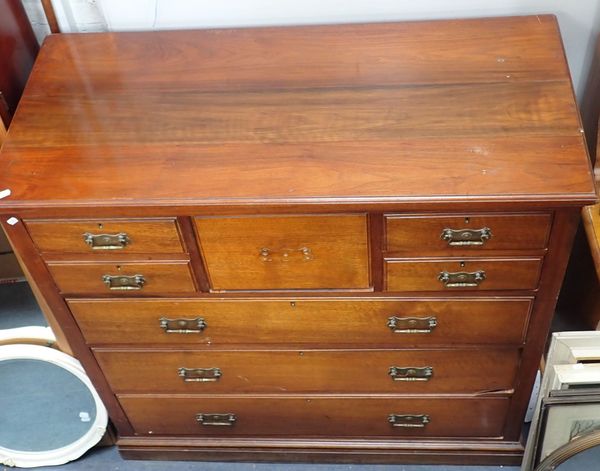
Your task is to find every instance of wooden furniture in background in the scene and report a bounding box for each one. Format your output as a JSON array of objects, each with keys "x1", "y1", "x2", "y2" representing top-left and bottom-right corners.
[{"x1": 0, "y1": 16, "x2": 596, "y2": 465}]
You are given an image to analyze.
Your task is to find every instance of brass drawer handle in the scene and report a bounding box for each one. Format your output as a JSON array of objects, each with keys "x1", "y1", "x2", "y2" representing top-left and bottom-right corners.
[
  {"x1": 441, "y1": 227, "x2": 491, "y2": 246},
  {"x1": 388, "y1": 414, "x2": 430, "y2": 428},
  {"x1": 102, "y1": 274, "x2": 145, "y2": 290},
  {"x1": 196, "y1": 413, "x2": 236, "y2": 426},
  {"x1": 438, "y1": 270, "x2": 485, "y2": 288},
  {"x1": 389, "y1": 366, "x2": 433, "y2": 382},
  {"x1": 259, "y1": 247, "x2": 313, "y2": 262},
  {"x1": 387, "y1": 316, "x2": 437, "y2": 334},
  {"x1": 159, "y1": 317, "x2": 206, "y2": 334},
  {"x1": 83, "y1": 232, "x2": 130, "y2": 250},
  {"x1": 178, "y1": 367, "x2": 222, "y2": 382}
]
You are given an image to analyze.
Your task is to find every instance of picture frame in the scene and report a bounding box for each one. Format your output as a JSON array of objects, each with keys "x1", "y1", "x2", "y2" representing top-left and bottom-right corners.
[{"x1": 533, "y1": 394, "x2": 600, "y2": 467}]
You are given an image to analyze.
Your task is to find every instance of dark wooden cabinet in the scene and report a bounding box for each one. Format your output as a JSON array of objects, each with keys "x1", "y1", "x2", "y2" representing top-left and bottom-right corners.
[{"x1": 0, "y1": 16, "x2": 596, "y2": 466}]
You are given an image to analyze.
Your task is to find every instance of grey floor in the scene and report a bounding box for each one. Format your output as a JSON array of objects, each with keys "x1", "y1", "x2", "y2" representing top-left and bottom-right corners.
[{"x1": 0, "y1": 281, "x2": 593, "y2": 470}]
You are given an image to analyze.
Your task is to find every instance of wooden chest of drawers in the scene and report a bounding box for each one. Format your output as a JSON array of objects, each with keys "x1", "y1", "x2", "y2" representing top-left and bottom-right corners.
[{"x1": 0, "y1": 16, "x2": 596, "y2": 465}]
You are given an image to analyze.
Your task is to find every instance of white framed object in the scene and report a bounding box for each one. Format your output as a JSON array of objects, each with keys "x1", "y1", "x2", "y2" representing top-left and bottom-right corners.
[
  {"x1": 551, "y1": 363, "x2": 600, "y2": 390},
  {"x1": 0, "y1": 344, "x2": 107, "y2": 468},
  {"x1": 0, "y1": 326, "x2": 56, "y2": 346}
]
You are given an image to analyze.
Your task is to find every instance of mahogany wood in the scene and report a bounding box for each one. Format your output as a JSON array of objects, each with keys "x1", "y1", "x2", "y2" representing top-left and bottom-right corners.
[
  {"x1": 0, "y1": 17, "x2": 596, "y2": 465},
  {"x1": 68, "y1": 297, "x2": 533, "y2": 347},
  {"x1": 119, "y1": 395, "x2": 509, "y2": 438},
  {"x1": 385, "y1": 213, "x2": 552, "y2": 253},
  {"x1": 46, "y1": 260, "x2": 197, "y2": 295},
  {"x1": 195, "y1": 215, "x2": 370, "y2": 291},
  {"x1": 94, "y1": 347, "x2": 519, "y2": 395},
  {"x1": 25, "y1": 218, "x2": 185, "y2": 254},
  {"x1": 385, "y1": 257, "x2": 543, "y2": 292}
]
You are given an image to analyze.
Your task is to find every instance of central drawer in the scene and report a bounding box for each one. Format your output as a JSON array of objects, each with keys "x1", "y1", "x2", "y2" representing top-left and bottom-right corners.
[
  {"x1": 119, "y1": 396, "x2": 509, "y2": 438},
  {"x1": 68, "y1": 297, "x2": 532, "y2": 346},
  {"x1": 94, "y1": 348, "x2": 519, "y2": 394},
  {"x1": 194, "y1": 214, "x2": 370, "y2": 291}
]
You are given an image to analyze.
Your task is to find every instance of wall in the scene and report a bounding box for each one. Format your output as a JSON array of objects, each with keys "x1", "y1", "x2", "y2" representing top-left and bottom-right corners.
[{"x1": 22, "y1": 0, "x2": 600, "y2": 100}]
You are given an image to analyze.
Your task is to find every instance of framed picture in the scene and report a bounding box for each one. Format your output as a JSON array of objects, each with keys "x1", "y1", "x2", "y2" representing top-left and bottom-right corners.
[{"x1": 533, "y1": 394, "x2": 600, "y2": 467}]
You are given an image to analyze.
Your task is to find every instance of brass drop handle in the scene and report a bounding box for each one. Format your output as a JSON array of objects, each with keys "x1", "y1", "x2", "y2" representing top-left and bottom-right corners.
[
  {"x1": 259, "y1": 247, "x2": 313, "y2": 261},
  {"x1": 389, "y1": 366, "x2": 433, "y2": 382},
  {"x1": 83, "y1": 232, "x2": 130, "y2": 250},
  {"x1": 388, "y1": 414, "x2": 430, "y2": 428},
  {"x1": 387, "y1": 316, "x2": 437, "y2": 334},
  {"x1": 102, "y1": 274, "x2": 145, "y2": 290},
  {"x1": 159, "y1": 317, "x2": 206, "y2": 334},
  {"x1": 441, "y1": 227, "x2": 491, "y2": 246},
  {"x1": 438, "y1": 270, "x2": 486, "y2": 288},
  {"x1": 196, "y1": 413, "x2": 236, "y2": 426},
  {"x1": 178, "y1": 367, "x2": 222, "y2": 382}
]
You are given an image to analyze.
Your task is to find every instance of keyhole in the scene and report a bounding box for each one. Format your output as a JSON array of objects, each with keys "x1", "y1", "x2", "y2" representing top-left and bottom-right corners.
[
  {"x1": 98, "y1": 223, "x2": 104, "y2": 229},
  {"x1": 464, "y1": 217, "x2": 470, "y2": 224},
  {"x1": 290, "y1": 301, "x2": 296, "y2": 308},
  {"x1": 116, "y1": 265, "x2": 122, "y2": 271},
  {"x1": 460, "y1": 261, "x2": 466, "y2": 268}
]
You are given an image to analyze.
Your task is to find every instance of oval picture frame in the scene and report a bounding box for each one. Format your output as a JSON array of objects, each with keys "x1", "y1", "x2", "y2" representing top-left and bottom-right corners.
[{"x1": 0, "y1": 344, "x2": 107, "y2": 468}]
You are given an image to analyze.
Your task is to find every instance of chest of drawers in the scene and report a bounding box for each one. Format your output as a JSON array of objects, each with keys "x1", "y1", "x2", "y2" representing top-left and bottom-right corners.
[{"x1": 0, "y1": 16, "x2": 596, "y2": 465}]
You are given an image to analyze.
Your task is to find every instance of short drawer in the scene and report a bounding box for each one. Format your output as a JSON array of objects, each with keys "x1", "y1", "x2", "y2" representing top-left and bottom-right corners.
[
  {"x1": 68, "y1": 298, "x2": 532, "y2": 346},
  {"x1": 385, "y1": 213, "x2": 552, "y2": 253},
  {"x1": 94, "y1": 348, "x2": 519, "y2": 394},
  {"x1": 25, "y1": 218, "x2": 185, "y2": 254},
  {"x1": 194, "y1": 214, "x2": 369, "y2": 290},
  {"x1": 47, "y1": 261, "x2": 196, "y2": 295},
  {"x1": 120, "y1": 396, "x2": 509, "y2": 438},
  {"x1": 385, "y1": 257, "x2": 543, "y2": 291}
]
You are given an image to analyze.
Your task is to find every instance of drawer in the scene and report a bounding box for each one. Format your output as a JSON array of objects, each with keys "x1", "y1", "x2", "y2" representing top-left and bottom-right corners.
[
  {"x1": 94, "y1": 348, "x2": 519, "y2": 394},
  {"x1": 194, "y1": 215, "x2": 369, "y2": 290},
  {"x1": 120, "y1": 396, "x2": 509, "y2": 438},
  {"x1": 385, "y1": 213, "x2": 552, "y2": 253},
  {"x1": 68, "y1": 298, "x2": 532, "y2": 346},
  {"x1": 385, "y1": 257, "x2": 543, "y2": 291},
  {"x1": 25, "y1": 218, "x2": 185, "y2": 254},
  {"x1": 47, "y1": 261, "x2": 196, "y2": 295}
]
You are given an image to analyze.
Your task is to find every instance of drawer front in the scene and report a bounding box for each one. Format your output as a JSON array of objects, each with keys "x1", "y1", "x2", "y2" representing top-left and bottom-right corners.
[
  {"x1": 195, "y1": 215, "x2": 370, "y2": 290},
  {"x1": 94, "y1": 348, "x2": 519, "y2": 394},
  {"x1": 69, "y1": 298, "x2": 532, "y2": 346},
  {"x1": 385, "y1": 213, "x2": 552, "y2": 253},
  {"x1": 120, "y1": 396, "x2": 509, "y2": 438},
  {"x1": 385, "y1": 257, "x2": 543, "y2": 291},
  {"x1": 47, "y1": 261, "x2": 196, "y2": 295},
  {"x1": 25, "y1": 218, "x2": 184, "y2": 254}
]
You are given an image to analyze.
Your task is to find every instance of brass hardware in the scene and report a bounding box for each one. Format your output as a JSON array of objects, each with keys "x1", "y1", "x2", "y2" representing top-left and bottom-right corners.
[
  {"x1": 388, "y1": 414, "x2": 430, "y2": 428},
  {"x1": 440, "y1": 227, "x2": 491, "y2": 246},
  {"x1": 83, "y1": 232, "x2": 130, "y2": 250},
  {"x1": 196, "y1": 413, "x2": 236, "y2": 426},
  {"x1": 387, "y1": 316, "x2": 437, "y2": 333},
  {"x1": 389, "y1": 366, "x2": 433, "y2": 381},
  {"x1": 259, "y1": 247, "x2": 313, "y2": 262},
  {"x1": 438, "y1": 270, "x2": 486, "y2": 288},
  {"x1": 178, "y1": 367, "x2": 221, "y2": 382},
  {"x1": 102, "y1": 274, "x2": 145, "y2": 290},
  {"x1": 159, "y1": 317, "x2": 206, "y2": 334}
]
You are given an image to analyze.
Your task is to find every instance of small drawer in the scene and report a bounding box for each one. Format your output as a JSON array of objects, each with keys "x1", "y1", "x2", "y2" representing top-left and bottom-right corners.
[
  {"x1": 25, "y1": 218, "x2": 185, "y2": 254},
  {"x1": 68, "y1": 297, "x2": 532, "y2": 346},
  {"x1": 385, "y1": 213, "x2": 552, "y2": 253},
  {"x1": 194, "y1": 214, "x2": 369, "y2": 290},
  {"x1": 47, "y1": 261, "x2": 196, "y2": 295},
  {"x1": 94, "y1": 348, "x2": 519, "y2": 394},
  {"x1": 385, "y1": 257, "x2": 543, "y2": 291},
  {"x1": 119, "y1": 396, "x2": 509, "y2": 438}
]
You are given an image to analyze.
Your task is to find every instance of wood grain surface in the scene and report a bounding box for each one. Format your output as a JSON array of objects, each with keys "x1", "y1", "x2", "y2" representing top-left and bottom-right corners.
[{"x1": 0, "y1": 16, "x2": 595, "y2": 212}]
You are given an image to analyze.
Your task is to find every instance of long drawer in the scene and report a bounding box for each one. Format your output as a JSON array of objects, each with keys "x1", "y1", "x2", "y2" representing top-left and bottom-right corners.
[
  {"x1": 119, "y1": 396, "x2": 509, "y2": 438},
  {"x1": 47, "y1": 261, "x2": 197, "y2": 295},
  {"x1": 68, "y1": 298, "x2": 533, "y2": 346},
  {"x1": 94, "y1": 348, "x2": 519, "y2": 394},
  {"x1": 385, "y1": 257, "x2": 543, "y2": 291}
]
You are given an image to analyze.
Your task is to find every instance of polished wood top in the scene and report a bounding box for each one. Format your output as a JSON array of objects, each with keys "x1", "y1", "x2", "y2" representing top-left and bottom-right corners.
[{"x1": 0, "y1": 15, "x2": 596, "y2": 213}]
